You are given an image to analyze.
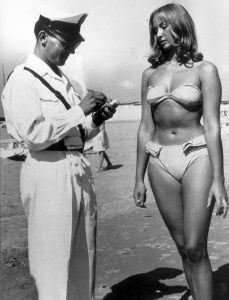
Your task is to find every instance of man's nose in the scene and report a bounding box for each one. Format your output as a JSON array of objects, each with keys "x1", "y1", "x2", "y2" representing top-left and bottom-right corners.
[
  {"x1": 67, "y1": 47, "x2": 75, "y2": 55},
  {"x1": 70, "y1": 48, "x2": 75, "y2": 54}
]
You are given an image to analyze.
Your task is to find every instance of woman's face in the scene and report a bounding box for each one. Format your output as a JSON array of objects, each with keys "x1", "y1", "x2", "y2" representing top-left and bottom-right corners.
[{"x1": 152, "y1": 17, "x2": 180, "y2": 51}]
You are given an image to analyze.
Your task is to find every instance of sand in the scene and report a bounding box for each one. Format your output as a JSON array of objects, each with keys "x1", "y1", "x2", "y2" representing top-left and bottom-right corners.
[{"x1": 1, "y1": 121, "x2": 229, "y2": 300}]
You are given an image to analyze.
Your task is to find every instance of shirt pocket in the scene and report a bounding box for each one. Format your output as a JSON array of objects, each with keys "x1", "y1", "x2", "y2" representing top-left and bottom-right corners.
[{"x1": 39, "y1": 90, "x2": 65, "y2": 117}]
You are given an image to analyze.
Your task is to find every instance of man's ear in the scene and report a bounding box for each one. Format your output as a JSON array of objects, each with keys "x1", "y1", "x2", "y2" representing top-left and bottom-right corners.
[{"x1": 38, "y1": 30, "x2": 48, "y2": 47}]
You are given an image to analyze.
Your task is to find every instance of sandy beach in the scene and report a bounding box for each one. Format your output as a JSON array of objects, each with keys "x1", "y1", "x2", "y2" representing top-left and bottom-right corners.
[{"x1": 1, "y1": 120, "x2": 229, "y2": 300}]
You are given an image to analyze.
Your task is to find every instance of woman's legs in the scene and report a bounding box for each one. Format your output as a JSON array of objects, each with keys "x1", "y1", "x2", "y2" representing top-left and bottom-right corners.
[
  {"x1": 148, "y1": 161, "x2": 193, "y2": 293},
  {"x1": 182, "y1": 156, "x2": 214, "y2": 300}
]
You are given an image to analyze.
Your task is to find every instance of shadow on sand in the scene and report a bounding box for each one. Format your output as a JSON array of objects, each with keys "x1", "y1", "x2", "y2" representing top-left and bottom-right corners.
[
  {"x1": 103, "y1": 264, "x2": 229, "y2": 300},
  {"x1": 103, "y1": 267, "x2": 187, "y2": 300},
  {"x1": 105, "y1": 164, "x2": 123, "y2": 170},
  {"x1": 213, "y1": 263, "x2": 229, "y2": 300}
]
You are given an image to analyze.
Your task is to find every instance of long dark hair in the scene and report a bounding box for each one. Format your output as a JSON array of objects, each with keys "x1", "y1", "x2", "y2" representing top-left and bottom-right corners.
[{"x1": 148, "y1": 3, "x2": 203, "y2": 67}]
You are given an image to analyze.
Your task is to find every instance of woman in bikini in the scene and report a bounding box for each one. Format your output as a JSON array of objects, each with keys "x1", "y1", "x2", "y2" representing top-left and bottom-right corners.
[{"x1": 133, "y1": 3, "x2": 228, "y2": 300}]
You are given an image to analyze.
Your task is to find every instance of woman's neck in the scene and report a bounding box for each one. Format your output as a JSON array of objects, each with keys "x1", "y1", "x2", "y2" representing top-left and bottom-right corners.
[{"x1": 163, "y1": 48, "x2": 179, "y2": 65}]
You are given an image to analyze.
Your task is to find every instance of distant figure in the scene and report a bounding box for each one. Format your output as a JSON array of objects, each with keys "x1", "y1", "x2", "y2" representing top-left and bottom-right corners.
[
  {"x1": 133, "y1": 3, "x2": 228, "y2": 300},
  {"x1": 93, "y1": 123, "x2": 113, "y2": 171}
]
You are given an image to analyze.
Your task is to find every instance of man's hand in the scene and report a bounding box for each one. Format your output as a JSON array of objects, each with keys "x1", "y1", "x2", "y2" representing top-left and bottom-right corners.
[
  {"x1": 92, "y1": 99, "x2": 119, "y2": 126},
  {"x1": 79, "y1": 90, "x2": 107, "y2": 116}
]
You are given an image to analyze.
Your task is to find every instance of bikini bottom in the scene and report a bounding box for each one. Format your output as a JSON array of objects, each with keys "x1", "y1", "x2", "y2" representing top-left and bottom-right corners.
[{"x1": 146, "y1": 135, "x2": 209, "y2": 183}]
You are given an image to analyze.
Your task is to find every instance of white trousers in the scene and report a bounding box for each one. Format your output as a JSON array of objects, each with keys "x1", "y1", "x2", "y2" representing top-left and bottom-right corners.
[{"x1": 20, "y1": 150, "x2": 97, "y2": 300}]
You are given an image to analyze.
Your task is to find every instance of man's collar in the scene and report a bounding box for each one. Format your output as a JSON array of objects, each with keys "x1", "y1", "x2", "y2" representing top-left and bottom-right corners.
[{"x1": 25, "y1": 54, "x2": 63, "y2": 79}]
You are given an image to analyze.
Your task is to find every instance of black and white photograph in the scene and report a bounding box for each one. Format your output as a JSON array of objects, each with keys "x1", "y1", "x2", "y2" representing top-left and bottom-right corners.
[{"x1": 0, "y1": 0, "x2": 229, "y2": 299}]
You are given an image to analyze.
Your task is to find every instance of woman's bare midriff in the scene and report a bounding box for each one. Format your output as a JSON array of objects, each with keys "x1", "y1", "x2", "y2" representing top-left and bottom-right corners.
[{"x1": 152, "y1": 100, "x2": 204, "y2": 145}]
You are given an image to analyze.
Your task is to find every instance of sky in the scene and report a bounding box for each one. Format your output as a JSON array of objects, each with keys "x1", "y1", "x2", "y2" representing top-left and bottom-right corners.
[{"x1": 1, "y1": 0, "x2": 229, "y2": 116}]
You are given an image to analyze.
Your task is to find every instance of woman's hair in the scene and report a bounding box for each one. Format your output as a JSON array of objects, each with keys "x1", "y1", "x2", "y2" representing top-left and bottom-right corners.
[{"x1": 148, "y1": 3, "x2": 203, "y2": 67}]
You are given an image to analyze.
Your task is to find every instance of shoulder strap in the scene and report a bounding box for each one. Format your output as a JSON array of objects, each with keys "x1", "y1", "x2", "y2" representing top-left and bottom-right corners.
[
  {"x1": 24, "y1": 67, "x2": 71, "y2": 110},
  {"x1": 24, "y1": 67, "x2": 85, "y2": 143}
]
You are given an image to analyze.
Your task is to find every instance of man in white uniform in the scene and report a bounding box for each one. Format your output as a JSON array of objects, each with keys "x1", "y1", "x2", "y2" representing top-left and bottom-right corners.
[{"x1": 1, "y1": 10, "x2": 117, "y2": 300}]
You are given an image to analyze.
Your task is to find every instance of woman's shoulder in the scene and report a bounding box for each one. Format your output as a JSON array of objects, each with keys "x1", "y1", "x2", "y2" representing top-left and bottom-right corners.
[
  {"x1": 196, "y1": 60, "x2": 218, "y2": 75},
  {"x1": 143, "y1": 66, "x2": 158, "y2": 74},
  {"x1": 190, "y1": 60, "x2": 219, "y2": 82},
  {"x1": 142, "y1": 67, "x2": 157, "y2": 80}
]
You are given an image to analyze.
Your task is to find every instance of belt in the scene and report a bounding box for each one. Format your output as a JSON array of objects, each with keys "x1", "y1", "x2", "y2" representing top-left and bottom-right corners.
[{"x1": 41, "y1": 140, "x2": 83, "y2": 153}]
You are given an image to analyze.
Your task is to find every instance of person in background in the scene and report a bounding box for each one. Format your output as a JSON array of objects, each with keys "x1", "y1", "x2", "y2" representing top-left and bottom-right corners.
[
  {"x1": 133, "y1": 3, "x2": 228, "y2": 300},
  {"x1": 93, "y1": 122, "x2": 113, "y2": 172},
  {"x1": 1, "y1": 9, "x2": 117, "y2": 300}
]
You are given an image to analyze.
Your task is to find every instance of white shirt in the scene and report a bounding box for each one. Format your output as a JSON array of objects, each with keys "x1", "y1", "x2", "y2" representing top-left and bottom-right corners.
[{"x1": 1, "y1": 54, "x2": 99, "y2": 151}]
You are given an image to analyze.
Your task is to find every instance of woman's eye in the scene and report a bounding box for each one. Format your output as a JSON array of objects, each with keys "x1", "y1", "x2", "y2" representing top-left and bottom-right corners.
[
  {"x1": 161, "y1": 22, "x2": 168, "y2": 29},
  {"x1": 152, "y1": 27, "x2": 158, "y2": 35}
]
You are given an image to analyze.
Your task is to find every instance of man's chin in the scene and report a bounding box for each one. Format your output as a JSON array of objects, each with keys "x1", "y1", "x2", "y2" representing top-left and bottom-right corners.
[
  {"x1": 58, "y1": 55, "x2": 69, "y2": 66},
  {"x1": 58, "y1": 61, "x2": 66, "y2": 66}
]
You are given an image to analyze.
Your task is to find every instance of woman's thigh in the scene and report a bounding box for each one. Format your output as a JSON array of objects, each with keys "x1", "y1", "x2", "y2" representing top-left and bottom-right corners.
[
  {"x1": 148, "y1": 160, "x2": 184, "y2": 243},
  {"x1": 182, "y1": 156, "x2": 214, "y2": 245}
]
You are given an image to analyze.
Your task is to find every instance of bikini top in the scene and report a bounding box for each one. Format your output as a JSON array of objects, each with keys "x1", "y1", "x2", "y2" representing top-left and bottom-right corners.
[{"x1": 146, "y1": 84, "x2": 202, "y2": 111}]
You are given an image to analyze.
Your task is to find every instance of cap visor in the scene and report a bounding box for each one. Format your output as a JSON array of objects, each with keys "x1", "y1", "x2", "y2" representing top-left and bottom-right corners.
[{"x1": 78, "y1": 33, "x2": 85, "y2": 42}]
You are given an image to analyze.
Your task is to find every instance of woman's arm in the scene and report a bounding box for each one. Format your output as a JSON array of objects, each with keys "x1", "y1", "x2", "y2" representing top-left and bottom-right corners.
[
  {"x1": 133, "y1": 68, "x2": 155, "y2": 207},
  {"x1": 200, "y1": 61, "x2": 228, "y2": 217}
]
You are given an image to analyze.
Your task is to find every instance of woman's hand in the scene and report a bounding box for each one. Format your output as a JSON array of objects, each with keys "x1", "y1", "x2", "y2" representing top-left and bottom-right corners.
[
  {"x1": 207, "y1": 180, "x2": 228, "y2": 218},
  {"x1": 133, "y1": 181, "x2": 147, "y2": 208}
]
